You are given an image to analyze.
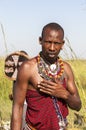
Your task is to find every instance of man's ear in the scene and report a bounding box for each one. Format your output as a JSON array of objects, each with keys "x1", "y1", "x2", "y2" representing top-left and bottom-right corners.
[
  {"x1": 39, "y1": 37, "x2": 42, "y2": 45},
  {"x1": 63, "y1": 40, "x2": 65, "y2": 44},
  {"x1": 61, "y1": 40, "x2": 65, "y2": 50}
]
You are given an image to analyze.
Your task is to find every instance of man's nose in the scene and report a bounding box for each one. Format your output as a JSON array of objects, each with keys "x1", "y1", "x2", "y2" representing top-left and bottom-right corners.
[{"x1": 49, "y1": 43, "x2": 55, "y2": 51}]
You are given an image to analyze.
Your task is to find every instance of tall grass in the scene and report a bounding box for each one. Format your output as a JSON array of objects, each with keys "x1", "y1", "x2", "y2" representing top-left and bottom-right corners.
[
  {"x1": 62, "y1": 38, "x2": 86, "y2": 129},
  {"x1": 67, "y1": 60, "x2": 86, "y2": 129},
  {"x1": 0, "y1": 57, "x2": 12, "y2": 121}
]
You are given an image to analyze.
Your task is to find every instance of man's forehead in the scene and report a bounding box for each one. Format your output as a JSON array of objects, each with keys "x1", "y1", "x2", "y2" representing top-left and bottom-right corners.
[
  {"x1": 44, "y1": 29, "x2": 62, "y2": 36},
  {"x1": 43, "y1": 28, "x2": 64, "y2": 38}
]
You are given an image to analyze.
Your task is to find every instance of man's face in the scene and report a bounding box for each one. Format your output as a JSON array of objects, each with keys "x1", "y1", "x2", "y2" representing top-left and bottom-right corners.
[{"x1": 39, "y1": 28, "x2": 64, "y2": 63}]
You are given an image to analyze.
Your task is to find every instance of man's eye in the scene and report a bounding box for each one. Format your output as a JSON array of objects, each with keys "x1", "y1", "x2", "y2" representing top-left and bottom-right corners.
[
  {"x1": 54, "y1": 42, "x2": 62, "y2": 44},
  {"x1": 44, "y1": 41, "x2": 62, "y2": 44},
  {"x1": 44, "y1": 41, "x2": 51, "y2": 44},
  {"x1": 48, "y1": 41, "x2": 52, "y2": 44}
]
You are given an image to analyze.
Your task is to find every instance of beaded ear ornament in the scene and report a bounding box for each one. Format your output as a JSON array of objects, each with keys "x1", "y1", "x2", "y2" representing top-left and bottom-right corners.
[{"x1": 37, "y1": 54, "x2": 64, "y2": 80}]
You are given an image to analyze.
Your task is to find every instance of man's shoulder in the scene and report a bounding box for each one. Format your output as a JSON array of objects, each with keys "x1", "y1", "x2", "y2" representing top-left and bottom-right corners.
[
  {"x1": 63, "y1": 60, "x2": 73, "y2": 76},
  {"x1": 27, "y1": 56, "x2": 37, "y2": 64},
  {"x1": 63, "y1": 60, "x2": 71, "y2": 67},
  {"x1": 21, "y1": 56, "x2": 37, "y2": 69}
]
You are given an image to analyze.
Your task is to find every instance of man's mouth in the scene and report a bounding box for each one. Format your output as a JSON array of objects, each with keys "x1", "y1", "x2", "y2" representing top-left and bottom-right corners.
[{"x1": 48, "y1": 53, "x2": 56, "y2": 57}]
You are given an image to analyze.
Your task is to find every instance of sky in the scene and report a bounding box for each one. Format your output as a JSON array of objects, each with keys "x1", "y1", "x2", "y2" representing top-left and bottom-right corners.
[{"x1": 0, "y1": 0, "x2": 86, "y2": 59}]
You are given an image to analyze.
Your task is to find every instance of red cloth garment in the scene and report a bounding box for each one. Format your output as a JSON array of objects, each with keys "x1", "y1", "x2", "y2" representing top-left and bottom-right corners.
[{"x1": 25, "y1": 79, "x2": 68, "y2": 130}]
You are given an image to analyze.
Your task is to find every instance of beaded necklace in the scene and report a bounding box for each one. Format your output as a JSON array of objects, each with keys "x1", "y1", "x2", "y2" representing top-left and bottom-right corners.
[
  {"x1": 37, "y1": 53, "x2": 67, "y2": 130},
  {"x1": 37, "y1": 54, "x2": 64, "y2": 80}
]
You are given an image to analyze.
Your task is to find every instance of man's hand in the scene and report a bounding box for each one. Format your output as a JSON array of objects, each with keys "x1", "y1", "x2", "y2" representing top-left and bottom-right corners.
[{"x1": 37, "y1": 79, "x2": 69, "y2": 99}]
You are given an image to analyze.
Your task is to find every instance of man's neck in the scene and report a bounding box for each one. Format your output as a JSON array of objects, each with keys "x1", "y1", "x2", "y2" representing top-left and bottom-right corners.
[{"x1": 39, "y1": 52, "x2": 58, "y2": 65}]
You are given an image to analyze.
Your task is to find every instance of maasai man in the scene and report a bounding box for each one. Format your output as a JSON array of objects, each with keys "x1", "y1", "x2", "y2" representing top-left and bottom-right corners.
[{"x1": 11, "y1": 22, "x2": 81, "y2": 130}]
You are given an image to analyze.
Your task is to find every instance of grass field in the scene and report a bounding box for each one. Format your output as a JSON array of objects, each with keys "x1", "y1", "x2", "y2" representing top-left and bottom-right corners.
[
  {"x1": 0, "y1": 57, "x2": 86, "y2": 129},
  {"x1": 67, "y1": 60, "x2": 86, "y2": 130}
]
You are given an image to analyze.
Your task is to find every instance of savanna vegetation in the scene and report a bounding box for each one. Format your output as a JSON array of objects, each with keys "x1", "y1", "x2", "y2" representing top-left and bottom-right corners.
[{"x1": 0, "y1": 57, "x2": 86, "y2": 130}]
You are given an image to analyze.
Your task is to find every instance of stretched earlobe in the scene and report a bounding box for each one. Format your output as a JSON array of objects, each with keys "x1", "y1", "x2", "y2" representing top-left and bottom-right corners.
[
  {"x1": 61, "y1": 41, "x2": 65, "y2": 50},
  {"x1": 63, "y1": 40, "x2": 65, "y2": 44},
  {"x1": 61, "y1": 46, "x2": 64, "y2": 50},
  {"x1": 39, "y1": 37, "x2": 42, "y2": 45}
]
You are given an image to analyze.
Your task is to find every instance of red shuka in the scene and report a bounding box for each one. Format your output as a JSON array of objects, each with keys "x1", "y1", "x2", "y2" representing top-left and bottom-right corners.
[{"x1": 25, "y1": 79, "x2": 68, "y2": 130}]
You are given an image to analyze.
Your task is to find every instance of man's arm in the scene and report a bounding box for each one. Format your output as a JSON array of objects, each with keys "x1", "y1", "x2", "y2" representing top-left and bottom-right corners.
[
  {"x1": 11, "y1": 62, "x2": 30, "y2": 130},
  {"x1": 37, "y1": 62, "x2": 81, "y2": 111},
  {"x1": 63, "y1": 62, "x2": 82, "y2": 111}
]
